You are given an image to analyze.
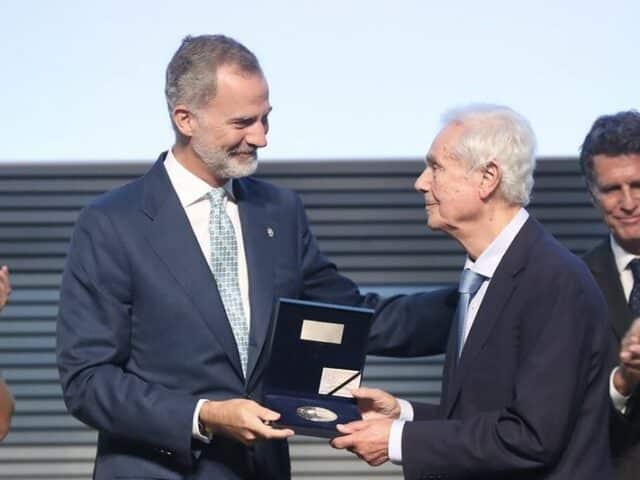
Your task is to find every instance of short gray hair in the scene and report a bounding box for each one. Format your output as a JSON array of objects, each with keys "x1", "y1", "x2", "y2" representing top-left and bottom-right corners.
[
  {"x1": 165, "y1": 34, "x2": 262, "y2": 127},
  {"x1": 442, "y1": 104, "x2": 537, "y2": 206}
]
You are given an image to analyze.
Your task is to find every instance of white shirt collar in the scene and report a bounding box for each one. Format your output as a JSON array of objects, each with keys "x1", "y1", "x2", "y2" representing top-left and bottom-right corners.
[
  {"x1": 464, "y1": 208, "x2": 530, "y2": 279},
  {"x1": 610, "y1": 234, "x2": 638, "y2": 274},
  {"x1": 163, "y1": 148, "x2": 235, "y2": 207}
]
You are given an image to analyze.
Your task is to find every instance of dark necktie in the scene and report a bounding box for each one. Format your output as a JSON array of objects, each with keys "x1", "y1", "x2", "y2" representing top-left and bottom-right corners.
[
  {"x1": 628, "y1": 258, "x2": 640, "y2": 316},
  {"x1": 456, "y1": 268, "x2": 486, "y2": 358}
]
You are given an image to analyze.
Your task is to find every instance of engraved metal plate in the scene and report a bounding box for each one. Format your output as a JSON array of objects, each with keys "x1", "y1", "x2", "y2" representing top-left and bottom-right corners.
[
  {"x1": 300, "y1": 319, "x2": 344, "y2": 344},
  {"x1": 296, "y1": 406, "x2": 338, "y2": 423}
]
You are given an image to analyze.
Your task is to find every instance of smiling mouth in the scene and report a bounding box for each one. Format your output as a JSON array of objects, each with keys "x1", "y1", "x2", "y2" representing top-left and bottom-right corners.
[
  {"x1": 617, "y1": 216, "x2": 640, "y2": 224},
  {"x1": 231, "y1": 150, "x2": 257, "y2": 159}
]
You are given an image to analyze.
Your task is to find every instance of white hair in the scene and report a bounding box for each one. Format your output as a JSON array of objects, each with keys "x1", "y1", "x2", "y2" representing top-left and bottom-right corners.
[{"x1": 441, "y1": 104, "x2": 537, "y2": 206}]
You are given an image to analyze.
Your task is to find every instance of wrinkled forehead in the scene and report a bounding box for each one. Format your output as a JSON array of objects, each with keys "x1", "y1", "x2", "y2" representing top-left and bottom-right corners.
[{"x1": 593, "y1": 153, "x2": 640, "y2": 183}]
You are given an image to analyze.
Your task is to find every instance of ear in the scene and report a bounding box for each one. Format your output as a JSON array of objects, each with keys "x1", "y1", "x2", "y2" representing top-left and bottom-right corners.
[
  {"x1": 172, "y1": 105, "x2": 197, "y2": 138},
  {"x1": 478, "y1": 161, "x2": 501, "y2": 200}
]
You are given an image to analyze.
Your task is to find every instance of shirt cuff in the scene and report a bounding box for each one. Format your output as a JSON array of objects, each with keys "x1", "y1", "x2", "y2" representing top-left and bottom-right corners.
[
  {"x1": 389, "y1": 420, "x2": 405, "y2": 464},
  {"x1": 610, "y1": 367, "x2": 631, "y2": 414},
  {"x1": 192, "y1": 398, "x2": 212, "y2": 443},
  {"x1": 397, "y1": 398, "x2": 414, "y2": 421}
]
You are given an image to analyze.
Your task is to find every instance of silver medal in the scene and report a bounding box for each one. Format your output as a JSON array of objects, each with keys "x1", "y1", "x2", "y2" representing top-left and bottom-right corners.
[{"x1": 296, "y1": 406, "x2": 338, "y2": 422}]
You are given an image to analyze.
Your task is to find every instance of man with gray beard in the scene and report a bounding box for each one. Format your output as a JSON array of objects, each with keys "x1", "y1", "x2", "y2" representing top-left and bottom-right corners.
[{"x1": 56, "y1": 34, "x2": 382, "y2": 479}]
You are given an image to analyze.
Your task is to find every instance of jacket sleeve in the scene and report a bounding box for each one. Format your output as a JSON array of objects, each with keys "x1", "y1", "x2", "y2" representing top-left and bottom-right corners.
[
  {"x1": 411, "y1": 401, "x2": 441, "y2": 421},
  {"x1": 368, "y1": 288, "x2": 457, "y2": 357},
  {"x1": 290, "y1": 189, "x2": 456, "y2": 357},
  {"x1": 56, "y1": 206, "x2": 199, "y2": 468},
  {"x1": 401, "y1": 269, "x2": 610, "y2": 480},
  {"x1": 294, "y1": 192, "x2": 379, "y2": 308},
  {"x1": 609, "y1": 389, "x2": 640, "y2": 457}
]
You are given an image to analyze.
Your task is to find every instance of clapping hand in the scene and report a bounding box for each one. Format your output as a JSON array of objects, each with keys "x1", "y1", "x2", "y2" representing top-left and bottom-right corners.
[
  {"x1": 0, "y1": 266, "x2": 11, "y2": 311},
  {"x1": 616, "y1": 318, "x2": 640, "y2": 395}
]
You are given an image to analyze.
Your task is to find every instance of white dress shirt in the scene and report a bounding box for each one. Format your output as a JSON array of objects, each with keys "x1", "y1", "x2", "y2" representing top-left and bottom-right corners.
[
  {"x1": 389, "y1": 208, "x2": 530, "y2": 464},
  {"x1": 163, "y1": 149, "x2": 251, "y2": 442},
  {"x1": 608, "y1": 235, "x2": 636, "y2": 412}
]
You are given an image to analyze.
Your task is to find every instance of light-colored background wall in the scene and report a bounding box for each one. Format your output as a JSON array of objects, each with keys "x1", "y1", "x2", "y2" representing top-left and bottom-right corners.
[{"x1": 0, "y1": 0, "x2": 638, "y2": 163}]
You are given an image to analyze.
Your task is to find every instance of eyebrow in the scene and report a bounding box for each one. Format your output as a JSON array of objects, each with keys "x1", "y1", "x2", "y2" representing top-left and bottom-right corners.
[
  {"x1": 261, "y1": 106, "x2": 273, "y2": 117},
  {"x1": 425, "y1": 154, "x2": 436, "y2": 165},
  {"x1": 599, "y1": 179, "x2": 640, "y2": 190},
  {"x1": 230, "y1": 106, "x2": 273, "y2": 124}
]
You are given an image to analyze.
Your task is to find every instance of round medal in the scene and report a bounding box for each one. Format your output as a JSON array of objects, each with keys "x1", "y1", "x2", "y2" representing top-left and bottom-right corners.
[{"x1": 296, "y1": 406, "x2": 338, "y2": 422}]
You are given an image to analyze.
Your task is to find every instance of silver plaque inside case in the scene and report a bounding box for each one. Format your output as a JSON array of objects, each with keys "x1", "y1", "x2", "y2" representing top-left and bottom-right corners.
[{"x1": 296, "y1": 406, "x2": 338, "y2": 423}]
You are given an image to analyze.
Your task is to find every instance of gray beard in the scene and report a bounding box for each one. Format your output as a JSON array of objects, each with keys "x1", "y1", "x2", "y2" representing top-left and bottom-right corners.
[{"x1": 193, "y1": 141, "x2": 258, "y2": 179}]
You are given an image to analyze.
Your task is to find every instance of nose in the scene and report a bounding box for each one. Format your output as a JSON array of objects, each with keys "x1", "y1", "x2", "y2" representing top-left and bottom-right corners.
[
  {"x1": 414, "y1": 167, "x2": 431, "y2": 193},
  {"x1": 246, "y1": 121, "x2": 268, "y2": 148},
  {"x1": 620, "y1": 186, "x2": 638, "y2": 212}
]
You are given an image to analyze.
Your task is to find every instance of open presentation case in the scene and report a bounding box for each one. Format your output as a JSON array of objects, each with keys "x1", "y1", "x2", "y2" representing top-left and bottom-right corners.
[{"x1": 263, "y1": 298, "x2": 374, "y2": 438}]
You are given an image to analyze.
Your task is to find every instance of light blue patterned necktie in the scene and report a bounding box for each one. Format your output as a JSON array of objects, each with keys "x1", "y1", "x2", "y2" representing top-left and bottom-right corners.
[
  {"x1": 208, "y1": 187, "x2": 249, "y2": 376},
  {"x1": 456, "y1": 268, "x2": 486, "y2": 358}
]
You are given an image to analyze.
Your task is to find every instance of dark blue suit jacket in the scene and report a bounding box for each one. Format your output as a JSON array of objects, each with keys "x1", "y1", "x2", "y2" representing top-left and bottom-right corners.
[
  {"x1": 584, "y1": 239, "x2": 640, "y2": 479},
  {"x1": 393, "y1": 217, "x2": 614, "y2": 480},
  {"x1": 56, "y1": 154, "x2": 381, "y2": 479}
]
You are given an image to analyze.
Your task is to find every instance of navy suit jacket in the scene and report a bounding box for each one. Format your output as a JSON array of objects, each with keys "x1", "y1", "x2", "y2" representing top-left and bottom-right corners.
[
  {"x1": 584, "y1": 239, "x2": 640, "y2": 479},
  {"x1": 56, "y1": 154, "x2": 381, "y2": 479},
  {"x1": 393, "y1": 217, "x2": 614, "y2": 480}
]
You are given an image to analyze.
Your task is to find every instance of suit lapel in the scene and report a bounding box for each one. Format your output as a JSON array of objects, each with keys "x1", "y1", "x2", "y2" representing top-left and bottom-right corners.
[
  {"x1": 234, "y1": 179, "x2": 276, "y2": 384},
  {"x1": 441, "y1": 313, "x2": 461, "y2": 410},
  {"x1": 443, "y1": 218, "x2": 538, "y2": 417},
  {"x1": 444, "y1": 273, "x2": 518, "y2": 417},
  {"x1": 141, "y1": 155, "x2": 244, "y2": 378},
  {"x1": 585, "y1": 240, "x2": 633, "y2": 341}
]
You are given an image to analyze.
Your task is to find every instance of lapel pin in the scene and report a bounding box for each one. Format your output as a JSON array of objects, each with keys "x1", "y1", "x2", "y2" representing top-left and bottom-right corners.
[{"x1": 266, "y1": 227, "x2": 274, "y2": 238}]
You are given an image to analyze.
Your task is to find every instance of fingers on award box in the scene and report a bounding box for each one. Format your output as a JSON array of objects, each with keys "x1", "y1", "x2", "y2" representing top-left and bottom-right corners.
[{"x1": 263, "y1": 298, "x2": 374, "y2": 438}]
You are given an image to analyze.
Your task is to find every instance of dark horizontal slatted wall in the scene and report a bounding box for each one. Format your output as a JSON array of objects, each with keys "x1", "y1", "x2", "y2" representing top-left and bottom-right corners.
[{"x1": 0, "y1": 159, "x2": 606, "y2": 479}]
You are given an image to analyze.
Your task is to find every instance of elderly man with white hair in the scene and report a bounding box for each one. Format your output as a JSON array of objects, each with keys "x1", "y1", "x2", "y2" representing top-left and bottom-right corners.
[{"x1": 333, "y1": 105, "x2": 614, "y2": 479}]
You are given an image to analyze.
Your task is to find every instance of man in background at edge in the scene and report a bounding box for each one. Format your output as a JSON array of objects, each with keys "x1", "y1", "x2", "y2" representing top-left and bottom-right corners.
[
  {"x1": 0, "y1": 265, "x2": 15, "y2": 441},
  {"x1": 580, "y1": 110, "x2": 640, "y2": 479},
  {"x1": 55, "y1": 34, "x2": 454, "y2": 479},
  {"x1": 332, "y1": 105, "x2": 614, "y2": 479}
]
